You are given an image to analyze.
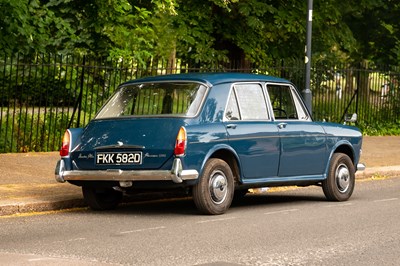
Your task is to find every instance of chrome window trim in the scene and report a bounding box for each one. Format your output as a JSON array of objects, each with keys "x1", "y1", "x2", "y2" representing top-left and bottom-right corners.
[
  {"x1": 223, "y1": 82, "x2": 272, "y2": 122},
  {"x1": 265, "y1": 82, "x2": 312, "y2": 122},
  {"x1": 94, "y1": 80, "x2": 210, "y2": 119},
  {"x1": 289, "y1": 85, "x2": 312, "y2": 121}
]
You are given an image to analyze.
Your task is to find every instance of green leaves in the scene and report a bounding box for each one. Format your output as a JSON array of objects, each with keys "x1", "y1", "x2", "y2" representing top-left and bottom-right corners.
[
  {"x1": 0, "y1": 0, "x2": 77, "y2": 55},
  {"x1": 0, "y1": 0, "x2": 399, "y2": 67}
]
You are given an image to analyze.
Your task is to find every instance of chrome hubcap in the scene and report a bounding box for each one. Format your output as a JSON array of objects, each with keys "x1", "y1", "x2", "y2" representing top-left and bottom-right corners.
[
  {"x1": 209, "y1": 170, "x2": 228, "y2": 204},
  {"x1": 336, "y1": 163, "x2": 350, "y2": 193}
]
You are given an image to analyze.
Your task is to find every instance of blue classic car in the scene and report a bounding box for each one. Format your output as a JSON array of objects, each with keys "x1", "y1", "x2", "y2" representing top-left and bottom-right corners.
[{"x1": 55, "y1": 73, "x2": 365, "y2": 215}]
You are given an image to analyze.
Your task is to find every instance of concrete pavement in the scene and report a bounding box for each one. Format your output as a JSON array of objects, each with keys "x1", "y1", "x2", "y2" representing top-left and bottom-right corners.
[{"x1": 1, "y1": 136, "x2": 399, "y2": 216}]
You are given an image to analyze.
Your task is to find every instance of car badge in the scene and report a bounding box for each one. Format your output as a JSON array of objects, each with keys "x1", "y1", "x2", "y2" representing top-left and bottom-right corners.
[{"x1": 117, "y1": 141, "x2": 124, "y2": 146}]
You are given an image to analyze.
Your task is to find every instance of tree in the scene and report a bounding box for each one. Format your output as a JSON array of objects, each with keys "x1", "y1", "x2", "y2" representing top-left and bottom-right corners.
[
  {"x1": 1, "y1": 0, "x2": 399, "y2": 68},
  {"x1": 344, "y1": 0, "x2": 400, "y2": 65},
  {"x1": 45, "y1": 0, "x2": 157, "y2": 59},
  {"x1": 0, "y1": 0, "x2": 76, "y2": 55},
  {"x1": 172, "y1": 0, "x2": 307, "y2": 66}
]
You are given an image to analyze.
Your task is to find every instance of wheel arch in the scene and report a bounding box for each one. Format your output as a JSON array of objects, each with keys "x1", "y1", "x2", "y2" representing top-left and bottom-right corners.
[
  {"x1": 334, "y1": 144, "x2": 355, "y2": 163},
  {"x1": 200, "y1": 145, "x2": 242, "y2": 185},
  {"x1": 324, "y1": 141, "x2": 356, "y2": 176}
]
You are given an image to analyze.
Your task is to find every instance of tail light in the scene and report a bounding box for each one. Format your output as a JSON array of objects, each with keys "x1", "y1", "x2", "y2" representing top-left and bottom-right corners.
[
  {"x1": 174, "y1": 127, "x2": 187, "y2": 157},
  {"x1": 60, "y1": 130, "x2": 71, "y2": 157}
]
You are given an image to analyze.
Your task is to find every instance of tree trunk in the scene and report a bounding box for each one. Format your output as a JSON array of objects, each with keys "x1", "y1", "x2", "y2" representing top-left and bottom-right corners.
[
  {"x1": 357, "y1": 61, "x2": 370, "y2": 100},
  {"x1": 167, "y1": 43, "x2": 176, "y2": 74}
]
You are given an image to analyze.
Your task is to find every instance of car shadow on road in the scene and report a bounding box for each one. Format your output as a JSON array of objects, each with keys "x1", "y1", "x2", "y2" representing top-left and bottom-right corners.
[
  {"x1": 86, "y1": 190, "x2": 328, "y2": 216},
  {"x1": 232, "y1": 193, "x2": 326, "y2": 209},
  {"x1": 109, "y1": 196, "x2": 199, "y2": 216}
]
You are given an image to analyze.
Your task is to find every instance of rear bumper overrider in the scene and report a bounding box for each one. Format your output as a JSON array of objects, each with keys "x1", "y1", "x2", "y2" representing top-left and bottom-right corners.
[
  {"x1": 55, "y1": 158, "x2": 199, "y2": 184},
  {"x1": 357, "y1": 163, "x2": 366, "y2": 172}
]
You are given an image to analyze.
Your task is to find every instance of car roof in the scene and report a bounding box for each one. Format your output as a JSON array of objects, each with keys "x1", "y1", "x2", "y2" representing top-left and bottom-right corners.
[{"x1": 121, "y1": 72, "x2": 291, "y2": 87}]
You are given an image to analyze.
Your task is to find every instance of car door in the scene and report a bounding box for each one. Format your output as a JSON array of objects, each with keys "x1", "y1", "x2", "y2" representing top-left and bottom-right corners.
[
  {"x1": 266, "y1": 84, "x2": 327, "y2": 177},
  {"x1": 224, "y1": 83, "x2": 280, "y2": 180}
]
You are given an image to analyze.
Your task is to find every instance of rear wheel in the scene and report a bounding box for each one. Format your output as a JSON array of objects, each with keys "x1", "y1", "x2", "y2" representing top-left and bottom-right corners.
[
  {"x1": 193, "y1": 158, "x2": 234, "y2": 215},
  {"x1": 82, "y1": 187, "x2": 123, "y2": 210},
  {"x1": 322, "y1": 153, "x2": 355, "y2": 201}
]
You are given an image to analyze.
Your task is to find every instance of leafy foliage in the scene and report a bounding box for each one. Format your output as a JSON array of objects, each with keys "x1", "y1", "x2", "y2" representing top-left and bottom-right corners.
[
  {"x1": 0, "y1": 0, "x2": 77, "y2": 55},
  {"x1": 1, "y1": 0, "x2": 398, "y2": 66}
]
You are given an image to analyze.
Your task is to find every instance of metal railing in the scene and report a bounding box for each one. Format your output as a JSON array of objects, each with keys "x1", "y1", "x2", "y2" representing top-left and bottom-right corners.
[{"x1": 1, "y1": 53, "x2": 399, "y2": 153}]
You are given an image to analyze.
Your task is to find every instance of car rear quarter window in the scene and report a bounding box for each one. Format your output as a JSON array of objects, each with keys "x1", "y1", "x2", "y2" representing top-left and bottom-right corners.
[{"x1": 96, "y1": 82, "x2": 207, "y2": 118}]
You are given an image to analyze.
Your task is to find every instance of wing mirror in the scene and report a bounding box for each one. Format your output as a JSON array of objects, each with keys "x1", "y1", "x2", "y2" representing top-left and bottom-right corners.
[{"x1": 344, "y1": 113, "x2": 357, "y2": 125}]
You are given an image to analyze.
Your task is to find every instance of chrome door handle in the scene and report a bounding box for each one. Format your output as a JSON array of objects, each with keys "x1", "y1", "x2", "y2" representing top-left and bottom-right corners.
[
  {"x1": 226, "y1": 124, "x2": 237, "y2": 129},
  {"x1": 277, "y1": 123, "x2": 287, "y2": 129}
]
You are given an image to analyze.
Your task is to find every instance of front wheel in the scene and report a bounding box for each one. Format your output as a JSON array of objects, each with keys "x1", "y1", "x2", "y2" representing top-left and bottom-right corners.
[
  {"x1": 82, "y1": 186, "x2": 123, "y2": 210},
  {"x1": 192, "y1": 158, "x2": 234, "y2": 215},
  {"x1": 322, "y1": 153, "x2": 355, "y2": 201}
]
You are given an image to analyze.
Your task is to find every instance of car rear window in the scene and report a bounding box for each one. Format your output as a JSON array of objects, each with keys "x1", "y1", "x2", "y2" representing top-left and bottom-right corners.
[{"x1": 96, "y1": 82, "x2": 207, "y2": 118}]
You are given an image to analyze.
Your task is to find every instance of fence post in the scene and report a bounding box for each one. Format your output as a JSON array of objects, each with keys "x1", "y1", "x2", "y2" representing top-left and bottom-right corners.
[
  {"x1": 67, "y1": 55, "x2": 86, "y2": 128},
  {"x1": 356, "y1": 63, "x2": 362, "y2": 124}
]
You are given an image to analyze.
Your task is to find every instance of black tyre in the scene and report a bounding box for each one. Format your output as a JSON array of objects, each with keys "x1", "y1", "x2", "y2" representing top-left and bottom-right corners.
[
  {"x1": 232, "y1": 189, "x2": 248, "y2": 203},
  {"x1": 322, "y1": 153, "x2": 355, "y2": 201},
  {"x1": 193, "y1": 158, "x2": 234, "y2": 215},
  {"x1": 82, "y1": 186, "x2": 123, "y2": 210}
]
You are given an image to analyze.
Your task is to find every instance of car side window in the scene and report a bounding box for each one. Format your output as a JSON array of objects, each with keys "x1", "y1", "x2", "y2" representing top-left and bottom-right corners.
[
  {"x1": 226, "y1": 83, "x2": 269, "y2": 121},
  {"x1": 267, "y1": 84, "x2": 309, "y2": 120},
  {"x1": 225, "y1": 90, "x2": 240, "y2": 120}
]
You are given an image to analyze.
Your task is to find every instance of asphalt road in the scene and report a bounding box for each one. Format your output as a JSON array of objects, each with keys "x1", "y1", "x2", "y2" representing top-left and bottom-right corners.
[{"x1": 0, "y1": 177, "x2": 399, "y2": 266}]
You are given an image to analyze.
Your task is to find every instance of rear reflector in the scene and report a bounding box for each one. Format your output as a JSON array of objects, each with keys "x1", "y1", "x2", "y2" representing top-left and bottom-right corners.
[{"x1": 174, "y1": 127, "x2": 187, "y2": 157}]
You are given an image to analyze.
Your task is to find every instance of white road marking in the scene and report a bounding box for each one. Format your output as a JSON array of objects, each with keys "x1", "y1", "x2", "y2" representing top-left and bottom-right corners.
[
  {"x1": 324, "y1": 203, "x2": 353, "y2": 208},
  {"x1": 196, "y1": 217, "x2": 237, "y2": 224},
  {"x1": 28, "y1": 258, "x2": 55, "y2": 262},
  {"x1": 67, "y1": 238, "x2": 86, "y2": 242},
  {"x1": 373, "y1": 198, "x2": 398, "y2": 203},
  {"x1": 51, "y1": 238, "x2": 86, "y2": 244},
  {"x1": 264, "y1": 209, "x2": 299, "y2": 215},
  {"x1": 119, "y1": 226, "x2": 166, "y2": 234}
]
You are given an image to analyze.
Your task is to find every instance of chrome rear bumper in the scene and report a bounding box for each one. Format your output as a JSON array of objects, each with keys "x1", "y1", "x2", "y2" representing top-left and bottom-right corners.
[
  {"x1": 55, "y1": 158, "x2": 199, "y2": 184},
  {"x1": 357, "y1": 163, "x2": 366, "y2": 172}
]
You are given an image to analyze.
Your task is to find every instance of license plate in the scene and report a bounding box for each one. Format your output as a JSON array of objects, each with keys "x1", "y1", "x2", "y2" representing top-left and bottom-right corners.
[{"x1": 96, "y1": 152, "x2": 142, "y2": 165}]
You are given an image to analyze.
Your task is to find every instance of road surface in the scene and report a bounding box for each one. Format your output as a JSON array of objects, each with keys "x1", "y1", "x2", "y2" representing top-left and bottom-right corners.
[{"x1": 0, "y1": 176, "x2": 399, "y2": 265}]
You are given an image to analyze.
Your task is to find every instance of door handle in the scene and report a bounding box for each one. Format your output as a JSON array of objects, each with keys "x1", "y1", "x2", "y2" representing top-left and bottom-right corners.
[
  {"x1": 277, "y1": 123, "x2": 287, "y2": 129},
  {"x1": 226, "y1": 124, "x2": 237, "y2": 129}
]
